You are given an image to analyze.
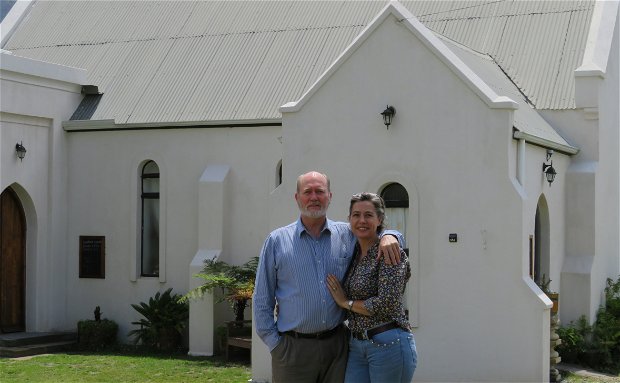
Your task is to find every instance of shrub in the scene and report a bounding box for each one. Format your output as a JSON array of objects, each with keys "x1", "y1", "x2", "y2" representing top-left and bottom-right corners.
[
  {"x1": 591, "y1": 277, "x2": 620, "y2": 372},
  {"x1": 557, "y1": 316, "x2": 590, "y2": 363},
  {"x1": 558, "y1": 276, "x2": 620, "y2": 374},
  {"x1": 180, "y1": 257, "x2": 258, "y2": 322},
  {"x1": 128, "y1": 288, "x2": 189, "y2": 351},
  {"x1": 77, "y1": 306, "x2": 118, "y2": 351}
]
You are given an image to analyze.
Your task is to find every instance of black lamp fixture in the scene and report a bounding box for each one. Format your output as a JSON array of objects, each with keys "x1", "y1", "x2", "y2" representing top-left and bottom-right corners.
[
  {"x1": 380, "y1": 105, "x2": 396, "y2": 129},
  {"x1": 15, "y1": 141, "x2": 26, "y2": 161},
  {"x1": 542, "y1": 149, "x2": 556, "y2": 186}
]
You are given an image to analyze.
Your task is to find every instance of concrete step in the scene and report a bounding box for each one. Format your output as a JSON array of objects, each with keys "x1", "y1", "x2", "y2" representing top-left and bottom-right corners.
[
  {"x1": 0, "y1": 332, "x2": 77, "y2": 357},
  {"x1": 0, "y1": 340, "x2": 76, "y2": 358},
  {"x1": 0, "y1": 332, "x2": 77, "y2": 347}
]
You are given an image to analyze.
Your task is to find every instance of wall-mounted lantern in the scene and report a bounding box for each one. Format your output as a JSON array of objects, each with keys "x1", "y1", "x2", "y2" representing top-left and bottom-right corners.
[
  {"x1": 15, "y1": 141, "x2": 27, "y2": 161},
  {"x1": 380, "y1": 105, "x2": 395, "y2": 129},
  {"x1": 542, "y1": 149, "x2": 556, "y2": 186}
]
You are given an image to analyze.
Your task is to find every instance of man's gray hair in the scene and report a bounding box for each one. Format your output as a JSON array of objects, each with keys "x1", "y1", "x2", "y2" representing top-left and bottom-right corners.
[{"x1": 296, "y1": 171, "x2": 331, "y2": 192}]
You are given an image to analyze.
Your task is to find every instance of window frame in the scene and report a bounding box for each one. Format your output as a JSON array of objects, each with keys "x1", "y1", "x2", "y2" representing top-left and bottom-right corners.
[{"x1": 140, "y1": 160, "x2": 160, "y2": 277}]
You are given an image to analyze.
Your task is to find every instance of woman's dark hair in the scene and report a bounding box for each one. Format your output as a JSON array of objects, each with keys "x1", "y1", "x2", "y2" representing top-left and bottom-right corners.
[{"x1": 349, "y1": 192, "x2": 385, "y2": 234}]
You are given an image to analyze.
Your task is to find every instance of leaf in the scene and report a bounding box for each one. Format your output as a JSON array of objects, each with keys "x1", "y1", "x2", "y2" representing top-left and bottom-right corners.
[{"x1": 179, "y1": 256, "x2": 259, "y2": 304}]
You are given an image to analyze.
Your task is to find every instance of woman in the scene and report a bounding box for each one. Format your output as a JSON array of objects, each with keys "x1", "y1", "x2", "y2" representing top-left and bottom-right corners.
[{"x1": 327, "y1": 192, "x2": 417, "y2": 383}]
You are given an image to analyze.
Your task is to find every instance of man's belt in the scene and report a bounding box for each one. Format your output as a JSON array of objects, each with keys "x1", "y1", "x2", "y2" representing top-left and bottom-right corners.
[
  {"x1": 351, "y1": 322, "x2": 401, "y2": 341},
  {"x1": 280, "y1": 324, "x2": 341, "y2": 339}
]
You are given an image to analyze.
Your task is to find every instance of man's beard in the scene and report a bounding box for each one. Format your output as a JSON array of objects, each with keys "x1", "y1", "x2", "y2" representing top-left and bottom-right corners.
[{"x1": 299, "y1": 203, "x2": 329, "y2": 218}]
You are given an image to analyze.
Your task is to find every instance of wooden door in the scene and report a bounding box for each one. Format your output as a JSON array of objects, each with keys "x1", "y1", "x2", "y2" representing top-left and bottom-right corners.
[{"x1": 0, "y1": 188, "x2": 26, "y2": 333}]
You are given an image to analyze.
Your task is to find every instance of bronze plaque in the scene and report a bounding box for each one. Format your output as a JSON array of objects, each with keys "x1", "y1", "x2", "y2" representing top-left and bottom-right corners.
[{"x1": 79, "y1": 236, "x2": 105, "y2": 278}]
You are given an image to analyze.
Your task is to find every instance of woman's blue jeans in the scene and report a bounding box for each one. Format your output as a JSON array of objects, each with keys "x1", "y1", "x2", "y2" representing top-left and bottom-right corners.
[{"x1": 344, "y1": 328, "x2": 417, "y2": 383}]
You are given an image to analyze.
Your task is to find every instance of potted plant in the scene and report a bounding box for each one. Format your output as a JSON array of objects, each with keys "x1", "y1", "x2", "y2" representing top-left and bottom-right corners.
[
  {"x1": 128, "y1": 288, "x2": 189, "y2": 351},
  {"x1": 539, "y1": 274, "x2": 559, "y2": 314},
  {"x1": 180, "y1": 257, "x2": 258, "y2": 322}
]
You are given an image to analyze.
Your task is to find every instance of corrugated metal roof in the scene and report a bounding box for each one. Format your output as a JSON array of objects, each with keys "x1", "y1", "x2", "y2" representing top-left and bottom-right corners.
[
  {"x1": 2, "y1": 0, "x2": 594, "y2": 125},
  {"x1": 401, "y1": 0, "x2": 594, "y2": 109},
  {"x1": 442, "y1": 37, "x2": 577, "y2": 152}
]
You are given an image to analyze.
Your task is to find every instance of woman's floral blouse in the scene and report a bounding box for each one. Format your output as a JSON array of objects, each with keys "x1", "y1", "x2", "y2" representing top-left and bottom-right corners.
[{"x1": 344, "y1": 242, "x2": 411, "y2": 333}]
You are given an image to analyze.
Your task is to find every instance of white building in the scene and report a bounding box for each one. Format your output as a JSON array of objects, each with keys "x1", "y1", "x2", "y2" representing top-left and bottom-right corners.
[{"x1": 1, "y1": 1, "x2": 618, "y2": 382}]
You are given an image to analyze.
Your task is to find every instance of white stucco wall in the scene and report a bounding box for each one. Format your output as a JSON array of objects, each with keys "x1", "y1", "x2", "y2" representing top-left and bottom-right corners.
[
  {"x1": 253, "y1": 11, "x2": 553, "y2": 382},
  {"x1": 595, "y1": 2, "x2": 620, "y2": 287},
  {"x1": 0, "y1": 52, "x2": 85, "y2": 332},
  {"x1": 550, "y1": 2, "x2": 620, "y2": 326},
  {"x1": 64, "y1": 124, "x2": 282, "y2": 341},
  {"x1": 518, "y1": 143, "x2": 571, "y2": 309}
]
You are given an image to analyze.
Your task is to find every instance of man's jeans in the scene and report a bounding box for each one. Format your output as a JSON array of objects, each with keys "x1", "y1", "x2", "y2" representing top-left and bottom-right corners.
[{"x1": 345, "y1": 328, "x2": 417, "y2": 383}]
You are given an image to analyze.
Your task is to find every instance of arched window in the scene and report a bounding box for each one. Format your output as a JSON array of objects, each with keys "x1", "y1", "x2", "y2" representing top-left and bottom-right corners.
[
  {"x1": 532, "y1": 195, "x2": 550, "y2": 285},
  {"x1": 381, "y1": 183, "x2": 409, "y2": 208},
  {"x1": 275, "y1": 160, "x2": 283, "y2": 188},
  {"x1": 380, "y1": 182, "x2": 409, "y2": 239},
  {"x1": 141, "y1": 160, "x2": 159, "y2": 277}
]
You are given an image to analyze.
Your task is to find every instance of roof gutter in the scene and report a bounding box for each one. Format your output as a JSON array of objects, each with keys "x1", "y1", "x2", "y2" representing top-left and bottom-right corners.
[
  {"x1": 513, "y1": 130, "x2": 579, "y2": 155},
  {"x1": 63, "y1": 118, "x2": 282, "y2": 132}
]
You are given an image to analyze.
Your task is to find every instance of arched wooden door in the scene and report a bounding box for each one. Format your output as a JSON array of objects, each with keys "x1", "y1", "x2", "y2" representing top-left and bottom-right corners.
[{"x1": 0, "y1": 187, "x2": 26, "y2": 333}]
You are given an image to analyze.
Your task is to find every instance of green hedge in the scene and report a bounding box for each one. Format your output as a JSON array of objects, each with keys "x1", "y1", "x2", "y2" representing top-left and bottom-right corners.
[{"x1": 77, "y1": 319, "x2": 118, "y2": 351}]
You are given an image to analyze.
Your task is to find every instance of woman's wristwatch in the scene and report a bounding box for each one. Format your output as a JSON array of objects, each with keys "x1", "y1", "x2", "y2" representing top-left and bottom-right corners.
[{"x1": 347, "y1": 300, "x2": 354, "y2": 311}]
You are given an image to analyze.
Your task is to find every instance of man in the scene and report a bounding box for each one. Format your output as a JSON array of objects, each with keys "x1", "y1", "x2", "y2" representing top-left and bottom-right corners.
[{"x1": 253, "y1": 171, "x2": 403, "y2": 383}]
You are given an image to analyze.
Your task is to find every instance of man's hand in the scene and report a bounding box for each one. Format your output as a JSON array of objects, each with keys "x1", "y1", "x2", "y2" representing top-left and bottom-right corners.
[{"x1": 377, "y1": 235, "x2": 401, "y2": 265}]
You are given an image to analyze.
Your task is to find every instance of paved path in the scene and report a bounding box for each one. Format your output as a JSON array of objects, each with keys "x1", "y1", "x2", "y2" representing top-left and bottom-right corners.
[{"x1": 559, "y1": 363, "x2": 620, "y2": 382}]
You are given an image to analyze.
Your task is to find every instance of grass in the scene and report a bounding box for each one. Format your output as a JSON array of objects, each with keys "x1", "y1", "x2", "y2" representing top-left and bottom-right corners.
[
  {"x1": 0, "y1": 349, "x2": 251, "y2": 383},
  {"x1": 7, "y1": 351, "x2": 618, "y2": 383}
]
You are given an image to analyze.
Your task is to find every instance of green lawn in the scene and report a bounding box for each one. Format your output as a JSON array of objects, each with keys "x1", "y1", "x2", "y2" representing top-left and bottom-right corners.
[
  {"x1": 0, "y1": 352, "x2": 251, "y2": 383},
  {"x1": 6, "y1": 353, "x2": 618, "y2": 383}
]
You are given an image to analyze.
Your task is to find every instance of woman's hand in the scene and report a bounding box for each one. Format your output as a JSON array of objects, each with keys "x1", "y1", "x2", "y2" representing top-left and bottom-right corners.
[{"x1": 326, "y1": 274, "x2": 348, "y2": 308}]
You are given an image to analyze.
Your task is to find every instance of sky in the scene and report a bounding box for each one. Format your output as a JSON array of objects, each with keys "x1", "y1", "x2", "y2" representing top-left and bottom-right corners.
[{"x1": 1, "y1": 0, "x2": 17, "y2": 23}]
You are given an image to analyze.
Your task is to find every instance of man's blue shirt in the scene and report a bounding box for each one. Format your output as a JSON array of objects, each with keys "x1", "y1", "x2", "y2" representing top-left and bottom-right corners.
[{"x1": 253, "y1": 217, "x2": 403, "y2": 351}]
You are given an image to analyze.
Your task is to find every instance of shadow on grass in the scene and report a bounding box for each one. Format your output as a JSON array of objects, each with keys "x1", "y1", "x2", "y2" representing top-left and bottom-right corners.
[{"x1": 68, "y1": 343, "x2": 251, "y2": 366}]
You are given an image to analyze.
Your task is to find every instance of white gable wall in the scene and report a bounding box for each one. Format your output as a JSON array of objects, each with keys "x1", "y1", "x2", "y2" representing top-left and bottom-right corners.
[
  {"x1": 0, "y1": 52, "x2": 85, "y2": 332},
  {"x1": 251, "y1": 12, "x2": 554, "y2": 382}
]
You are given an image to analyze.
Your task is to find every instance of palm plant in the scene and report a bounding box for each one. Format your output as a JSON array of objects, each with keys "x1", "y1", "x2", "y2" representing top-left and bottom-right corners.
[
  {"x1": 180, "y1": 257, "x2": 258, "y2": 321},
  {"x1": 128, "y1": 288, "x2": 189, "y2": 350}
]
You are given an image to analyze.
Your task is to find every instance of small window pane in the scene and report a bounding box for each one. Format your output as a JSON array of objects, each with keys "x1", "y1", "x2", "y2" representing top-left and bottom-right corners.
[
  {"x1": 142, "y1": 177, "x2": 159, "y2": 194},
  {"x1": 142, "y1": 198, "x2": 159, "y2": 276},
  {"x1": 143, "y1": 161, "x2": 159, "y2": 175}
]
